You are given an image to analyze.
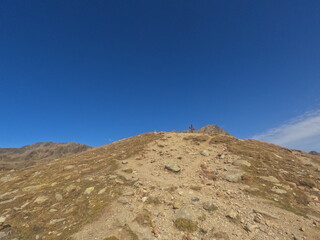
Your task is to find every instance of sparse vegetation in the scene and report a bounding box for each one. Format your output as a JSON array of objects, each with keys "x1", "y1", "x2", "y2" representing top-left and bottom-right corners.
[
  {"x1": 135, "y1": 209, "x2": 152, "y2": 227},
  {"x1": 123, "y1": 168, "x2": 133, "y2": 173},
  {"x1": 174, "y1": 218, "x2": 197, "y2": 232},
  {"x1": 146, "y1": 196, "x2": 161, "y2": 205},
  {"x1": 104, "y1": 237, "x2": 119, "y2": 240}
]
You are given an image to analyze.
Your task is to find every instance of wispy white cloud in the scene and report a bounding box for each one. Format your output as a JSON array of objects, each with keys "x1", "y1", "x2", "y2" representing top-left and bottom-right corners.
[{"x1": 253, "y1": 110, "x2": 320, "y2": 151}]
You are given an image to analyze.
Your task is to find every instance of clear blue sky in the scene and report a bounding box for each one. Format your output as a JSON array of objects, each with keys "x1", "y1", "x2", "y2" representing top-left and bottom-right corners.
[{"x1": 1, "y1": 0, "x2": 320, "y2": 149}]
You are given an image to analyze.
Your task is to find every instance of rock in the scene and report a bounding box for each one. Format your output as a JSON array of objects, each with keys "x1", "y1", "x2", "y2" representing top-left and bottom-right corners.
[
  {"x1": 64, "y1": 165, "x2": 75, "y2": 170},
  {"x1": 65, "y1": 184, "x2": 79, "y2": 193},
  {"x1": 271, "y1": 187, "x2": 287, "y2": 194},
  {"x1": 222, "y1": 170, "x2": 245, "y2": 182},
  {"x1": 49, "y1": 209, "x2": 58, "y2": 213},
  {"x1": 175, "y1": 206, "x2": 196, "y2": 221},
  {"x1": 226, "y1": 210, "x2": 238, "y2": 220},
  {"x1": 22, "y1": 184, "x2": 46, "y2": 192},
  {"x1": 233, "y1": 160, "x2": 251, "y2": 167},
  {"x1": 49, "y1": 218, "x2": 65, "y2": 225},
  {"x1": 0, "y1": 217, "x2": 5, "y2": 224},
  {"x1": 244, "y1": 223, "x2": 257, "y2": 232},
  {"x1": 55, "y1": 193, "x2": 63, "y2": 201},
  {"x1": 115, "y1": 179, "x2": 124, "y2": 184},
  {"x1": 200, "y1": 150, "x2": 210, "y2": 156},
  {"x1": 118, "y1": 197, "x2": 130, "y2": 205},
  {"x1": 122, "y1": 161, "x2": 128, "y2": 164},
  {"x1": 173, "y1": 200, "x2": 183, "y2": 209},
  {"x1": 84, "y1": 187, "x2": 94, "y2": 195},
  {"x1": 203, "y1": 201, "x2": 218, "y2": 212},
  {"x1": 253, "y1": 214, "x2": 263, "y2": 223},
  {"x1": 259, "y1": 176, "x2": 280, "y2": 183},
  {"x1": 123, "y1": 190, "x2": 135, "y2": 196},
  {"x1": 0, "y1": 232, "x2": 8, "y2": 239},
  {"x1": 191, "y1": 197, "x2": 200, "y2": 202},
  {"x1": 98, "y1": 188, "x2": 106, "y2": 195},
  {"x1": 165, "y1": 164, "x2": 181, "y2": 173},
  {"x1": 34, "y1": 196, "x2": 49, "y2": 204},
  {"x1": 0, "y1": 175, "x2": 18, "y2": 183},
  {"x1": 201, "y1": 178, "x2": 214, "y2": 185}
]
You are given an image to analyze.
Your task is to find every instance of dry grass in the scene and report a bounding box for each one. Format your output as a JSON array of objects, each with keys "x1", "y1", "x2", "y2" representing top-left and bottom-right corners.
[
  {"x1": 0, "y1": 133, "x2": 161, "y2": 239},
  {"x1": 209, "y1": 136, "x2": 320, "y2": 218},
  {"x1": 135, "y1": 209, "x2": 152, "y2": 227},
  {"x1": 174, "y1": 218, "x2": 197, "y2": 232}
]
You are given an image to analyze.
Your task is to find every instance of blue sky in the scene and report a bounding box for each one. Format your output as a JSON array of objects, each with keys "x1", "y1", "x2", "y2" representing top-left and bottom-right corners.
[{"x1": 0, "y1": 0, "x2": 320, "y2": 151}]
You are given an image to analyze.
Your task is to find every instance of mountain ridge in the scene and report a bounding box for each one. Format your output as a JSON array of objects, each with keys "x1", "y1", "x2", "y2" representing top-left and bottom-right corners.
[{"x1": 0, "y1": 141, "x2": 92, "y2": 170}]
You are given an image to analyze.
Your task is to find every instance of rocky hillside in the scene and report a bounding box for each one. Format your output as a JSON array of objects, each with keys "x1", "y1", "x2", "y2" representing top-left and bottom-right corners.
[
  {"x1": 0, "y1": 142, "x2": 92, "y2": 170},
  {"x1": 0, "y1": 132, "x2": 320, "y2": 240}
]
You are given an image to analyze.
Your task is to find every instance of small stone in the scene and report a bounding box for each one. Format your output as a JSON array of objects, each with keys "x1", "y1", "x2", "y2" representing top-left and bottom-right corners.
[
  {"x1": 115, "y1": 179, "x2": 124, "y2": 184},
  {"x1": 0, "y1": 217, "x2": 6, "y2": 223},
  {"x1": 271, "y1": 187, "x2": 287, "y2": 194},
  {"x1": 98, "y1": 188, "x2": 106, "y2": 195},
  {"x1": 49, "y1": 218, "x2": 65, "y2": 225},
  {"x1": 222, "y1": 170, "x2": 245, "y2": 182},
  {"x1": 203, "y1": 201, "x2": 218, "y2": 212},
  {"x1": 55, "y1": 193, "x2": 63, "y2": 201},
  {"x1": 299, "y1": 226, "x2": 305, "y2": 232},
  {"x1": 34, "y1": 196, "x2": 49, "y2": 204},
  {"x1": 65, "y1": 184, "x2": 79, "y2": 193},
  {"x1": 142, "y1": 197, "x2": 148, "y2": 202},
  {"x1": 22, "y1": 184, "x2": 46, "y2": 192},
  {"x1": 200, "y1": 150, "x2": 210, "y2": 156},
  {"x1": 226, "y1": 210, "x2": 238, "y2": 220},
  {"x1": 122, "y1": 161, "x2": 128, "y2": 164},
  {"x1": 0, "y1": 232, "x2": 8, "y2": 239},
  {"x1": 118, "y1": 197, "x2": 130, "y2": 205},
  {"x1": 244, "y1": 224, "x2": 257, "y2": 232},
  {"x1": 123, "y1": 190, "x2": 135, "y2": 196},
  {"x1": 49, "y1": 209, "x2": 58, "y2": 213},
  {"x1": 165, "y1": 164, "x2": 181, "y2": 173},
  {"x1": 84, "y1": 187, "x2": 94, "y2": 195},
  {"x1": 175, "y1": 206, "x2": 196, "y2": 221},
  {"x1": 259, "y1": 176, "x2": 280, "y2": 183},
  {"x1": 233, "y1": 160, "x2": 251, "y2": 167},
  {"x1": 64, "y1": 165, "x2": 75, "y2": 170},
  {"x1": 191, "y1": 197, "x2": 200, "y2": 202},
  {"x1": 173, "y1": 200, "x2": 183, "y2": 209}
]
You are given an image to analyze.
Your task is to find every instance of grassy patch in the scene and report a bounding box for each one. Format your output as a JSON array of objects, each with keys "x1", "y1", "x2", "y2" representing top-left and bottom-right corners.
[
  {"x1": 122, "y1": 168, "x2": 133, "y2": 174},
  {"x1": 146, "y1": 196, "x2": 161, "y2": 205},
  {"x1": 104, "y1": 237, "x2": 119, "y2": 240},
  {"x1": 174, "y1": 218, "x2": 197, "y2": 232},
  {"x1": 135, "y1": 209, "x2": 152, "y2": 227}
]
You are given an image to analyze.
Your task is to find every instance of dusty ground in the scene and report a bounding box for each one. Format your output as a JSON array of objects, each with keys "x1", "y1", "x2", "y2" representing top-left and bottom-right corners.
[{"x1": 1, "y1": 132, "x2": 320, "y2": 240}]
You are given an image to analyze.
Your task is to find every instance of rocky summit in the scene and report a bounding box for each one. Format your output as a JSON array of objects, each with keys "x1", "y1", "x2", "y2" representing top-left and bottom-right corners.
[{"x1": 0, "y1": 131, "x2": 320, "y2": 240}]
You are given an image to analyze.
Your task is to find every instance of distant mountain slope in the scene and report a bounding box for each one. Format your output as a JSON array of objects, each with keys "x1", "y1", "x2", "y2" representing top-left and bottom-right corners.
[{"x1": 0, "y1": 142, "x2": 92, "y2": 169}]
